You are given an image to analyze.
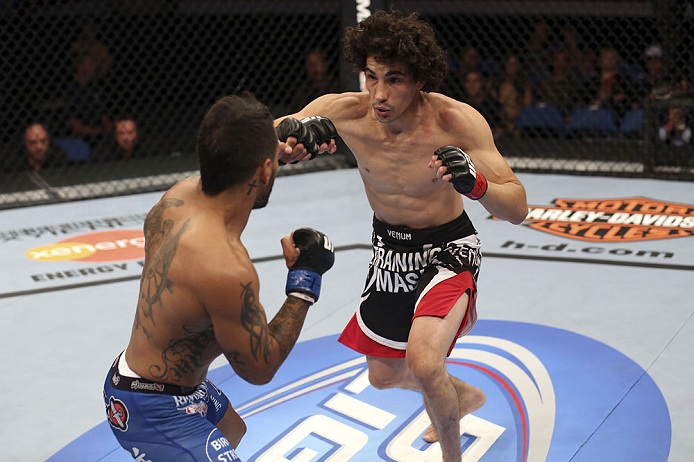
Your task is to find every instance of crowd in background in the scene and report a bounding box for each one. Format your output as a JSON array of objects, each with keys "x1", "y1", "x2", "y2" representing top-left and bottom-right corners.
[
  {"x1": 441, "y1": 21, "x2": 693, "y2": 143},
  {"x1": 3, "y1": 16, "x2": 692, "y2": 176},
  {"x1": 2, "y1": 24, "x2": 147, "y2": 174}
]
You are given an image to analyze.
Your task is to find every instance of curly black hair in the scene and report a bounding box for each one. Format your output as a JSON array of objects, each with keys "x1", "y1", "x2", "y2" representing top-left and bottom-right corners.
[{"x1": 343, "y1": 10, "x2": 448, "y2": 92}]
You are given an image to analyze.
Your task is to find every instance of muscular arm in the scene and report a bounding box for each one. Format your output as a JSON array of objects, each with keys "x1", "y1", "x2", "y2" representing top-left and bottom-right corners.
[
  {"x1": 204, "y1": 260, "x2": 312, "y2": 385},
  {"x1": 274, "y1": 93, "x2": 363, "y2": 163},
  {"x1": 266, "y1": 296, "x2": 311, "y2": 366},
  {"x1": 479, "y1": 179, "x2": 527, "y2": 225},
  {"x1": 228, "y1": 279, "x2": 311, "y2": 384},
  {"x1": 276, "y1": 93, "x2": 344, "y2": 123}
]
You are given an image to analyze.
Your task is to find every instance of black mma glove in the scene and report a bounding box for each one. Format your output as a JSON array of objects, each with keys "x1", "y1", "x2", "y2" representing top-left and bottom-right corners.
[
  {"x1": 276, "y1": 116, "x2": 337, "y2": 163},
  {"x1": 285, "y1": 228, "x2": 335, "y2": 304},
  {"x1": 434, "y1": 145, "x2": 488, "y2": 200}
]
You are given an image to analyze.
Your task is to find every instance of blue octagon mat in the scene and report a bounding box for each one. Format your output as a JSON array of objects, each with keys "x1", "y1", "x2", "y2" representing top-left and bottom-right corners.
[{"x1": 52, "y1": 320, "x2": 670, "y2": 462}]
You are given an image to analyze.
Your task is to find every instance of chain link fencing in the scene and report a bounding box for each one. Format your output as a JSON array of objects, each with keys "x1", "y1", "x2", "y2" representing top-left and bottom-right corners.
[{"x1": 1, "y1": 0, "x2": 692, "y2": 210}]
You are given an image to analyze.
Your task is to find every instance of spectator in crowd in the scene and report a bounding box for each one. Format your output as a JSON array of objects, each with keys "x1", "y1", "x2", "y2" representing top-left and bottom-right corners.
[
  {"x1": 534, "y1": 50, "x2": 582, "y2": 119},
  {"x1": 114, "y1": 116, "x2": 139, "y2": 158},
  {"x1": 583, "y1": 45, "x2": 633, "y2": 122},
  {"x1": 3, "y1": 123, "x2": 68, "y2": 173},
  {"x1": 71, "y1": 22, "x2": 114, "y2": 81},
  {"x1": 492, "y1": 54, "x2": 533, "y2": 136},
  {"x1": 556, "y1": 25, "x2": 595, "y2": 79},
  {"x1": 636, "y1": 44, "x2": 690, "y2": 102},
  {"x1": 576, "y1": 48, "x2": 599, "y2": 84},
  {"x1": 521, "y1": 19, "x2": 554, "y2": 84},
  {"x1": 64, "y1": 51, "x2": 113, "y2": 148},
  {"x1": 96, "y1": 115, "x2": 142, "y2": 162},
  {"x1": 443, "y1": 45, "x2": 488, "y2": 101},
  {"x1": 289, "y1": 49, "x2": 340, "y2": 112},
  {"x1": 462, "y1": 70, "x2": 503, "y2": 137},
  {"x1": 641, "y1": 45, "x2": 668, "y2": 98},
  {"x1": 92, "y1": 115, "x2": 146, "y2": 162},
  {"x1": 457, "y1": 45, "x2": 484, "y2": 78},
  {"x1": 659, "y1": 107, "x2": 691, "y2": 146}
]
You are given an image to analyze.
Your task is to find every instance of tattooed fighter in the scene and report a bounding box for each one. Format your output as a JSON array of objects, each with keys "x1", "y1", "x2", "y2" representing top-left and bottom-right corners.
[{"x1": 103, "y1": 93, "x2": 335, "y2": 461}]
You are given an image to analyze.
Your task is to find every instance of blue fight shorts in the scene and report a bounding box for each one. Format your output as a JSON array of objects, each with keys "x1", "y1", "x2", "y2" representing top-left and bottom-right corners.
[{"x1": 103, "y1": 352, "x2": 239, "y2": 461}]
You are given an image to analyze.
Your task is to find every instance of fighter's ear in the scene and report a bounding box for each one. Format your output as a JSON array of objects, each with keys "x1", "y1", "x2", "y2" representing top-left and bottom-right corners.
[{"x1": 258, "y1": 156, "x2": 274, "y2": 185}]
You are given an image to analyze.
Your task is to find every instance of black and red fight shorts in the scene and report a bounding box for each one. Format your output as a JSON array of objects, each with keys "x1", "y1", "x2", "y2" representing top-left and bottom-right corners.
[{"x1": 338, "y1": 212, "x2": 481, "y2": 358}]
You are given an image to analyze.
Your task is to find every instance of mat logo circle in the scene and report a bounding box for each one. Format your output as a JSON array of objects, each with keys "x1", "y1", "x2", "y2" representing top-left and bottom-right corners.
[
  {"x1": 228, "y1": 322, "x2": 670, "y2": 462},
  {"x1": 241, "y1": 337, "x2": 552, "y2": 461},
  {"x1": 49, "y1": 321, "x2": 670, "y2": 461},
  {"x1": 25, "y1": 229, "x2": 144, "y2": 262}
]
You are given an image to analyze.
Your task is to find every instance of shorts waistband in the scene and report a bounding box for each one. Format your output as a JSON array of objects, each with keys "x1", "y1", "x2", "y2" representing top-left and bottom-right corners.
[
  {"x1": 109, "y1": 353, "x2": 197, "y2": 395},
  {"x1": 373, "y1": 211, "x2": 476, "y2": 247}
]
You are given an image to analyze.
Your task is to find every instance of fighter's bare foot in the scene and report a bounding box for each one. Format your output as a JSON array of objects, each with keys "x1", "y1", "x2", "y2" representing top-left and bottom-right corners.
[{"x1": 422, "y1": 385, "x2": 485, "y2": 443}]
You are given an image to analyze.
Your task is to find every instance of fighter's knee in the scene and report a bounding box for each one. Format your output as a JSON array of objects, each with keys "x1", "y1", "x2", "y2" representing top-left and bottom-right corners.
[
  {"x1": 368, "y1": 369, "x2": 395, "y2": 390},
  {"x1": 406, "y1": 351, "x2": 441, "y2": 386}
]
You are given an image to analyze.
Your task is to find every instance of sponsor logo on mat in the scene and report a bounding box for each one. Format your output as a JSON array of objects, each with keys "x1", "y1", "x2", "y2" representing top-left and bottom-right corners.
[
  {"x1": 25, "y1": 229, "x2": 144, "y2": 262},
  {"x1": 517, "y1": 197, "x2": 694, "y2": 242}
]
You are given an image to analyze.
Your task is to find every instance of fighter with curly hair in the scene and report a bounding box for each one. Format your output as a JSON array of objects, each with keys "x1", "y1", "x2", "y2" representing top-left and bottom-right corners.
[{"x1": 275, "y1": 10, "x2": 527, "y2": 461}]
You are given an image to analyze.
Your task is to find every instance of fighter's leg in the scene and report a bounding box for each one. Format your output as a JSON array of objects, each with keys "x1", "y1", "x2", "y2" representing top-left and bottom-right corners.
[
  {"x1": 406, "y1": 292, "x2": 484, "y2": 460},
  {"x1": 422, "y1": 376, "x2": 485, "y2": 444}
]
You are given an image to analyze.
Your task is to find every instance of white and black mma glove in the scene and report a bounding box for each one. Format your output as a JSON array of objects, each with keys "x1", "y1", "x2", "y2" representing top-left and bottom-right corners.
[
  {"x1": 276, "y1": 116, "x2": 337, "y2": 164},
  {"x1": 434, "y1": 145, "x2": 488, "y2": 200},
  {"x1": 286, "y1": 228, "x2": 335, "y2": 304}
]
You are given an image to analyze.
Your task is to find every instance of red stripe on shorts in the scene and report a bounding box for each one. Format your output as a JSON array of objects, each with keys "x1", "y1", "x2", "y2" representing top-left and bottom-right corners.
[
  {"x1": 414, "y1": 271, "x2": 477, "y2": 355},
  {"x1": 338, "y1": 315, "x2": 406, "y2": 358},
  {"x1": 338, "y1": 271, "x2": 477, "y2": 358}
]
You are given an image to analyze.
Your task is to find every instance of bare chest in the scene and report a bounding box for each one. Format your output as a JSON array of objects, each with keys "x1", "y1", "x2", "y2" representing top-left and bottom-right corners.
[{"x1": 341, "y1": 122, "x2": 455, "y2": 196}]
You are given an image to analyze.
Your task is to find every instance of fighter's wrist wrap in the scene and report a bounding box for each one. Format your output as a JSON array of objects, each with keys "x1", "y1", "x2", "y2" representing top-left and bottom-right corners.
[
  {"x1": 285, "y1": 228, "x2": 335, "y2": 304},
  {"x1": 286, "y1": 270, "x2": 321, "y2": 303},
  {"x1": 463, "y1": 171, "x2": 488, "y2": 200},
  {"x1": 434, "y1": 145, "x2": 488, "y2": 201}
]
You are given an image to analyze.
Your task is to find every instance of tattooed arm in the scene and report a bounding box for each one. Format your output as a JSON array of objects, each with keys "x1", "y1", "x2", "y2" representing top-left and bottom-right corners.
[
  {"x1": 203, "y1": 252, "x2": 312, "y2": 385},
  {"x1": 233, "y1": 280, "x2": 311, "y2": 384}
]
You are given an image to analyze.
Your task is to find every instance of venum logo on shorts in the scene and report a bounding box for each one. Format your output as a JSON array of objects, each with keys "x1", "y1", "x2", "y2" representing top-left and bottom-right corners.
[
  {"x1": 518, "y1": 197, "x2": 694, "y2": 242},
  {"x1": 106, "y1": 396, "x2": 129, "y2": 432},
  {"x1": 387, "y1": 229, "x2": 412, "y2": 241}
]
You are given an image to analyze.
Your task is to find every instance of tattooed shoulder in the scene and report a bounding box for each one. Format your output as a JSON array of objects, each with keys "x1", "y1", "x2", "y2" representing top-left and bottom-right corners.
[
  {"x1": 144, "y1": 197, "x2": 184, "y2": 239},
  {"x1": 135, "y1": 198, "x2": 190, "y2": 337}
]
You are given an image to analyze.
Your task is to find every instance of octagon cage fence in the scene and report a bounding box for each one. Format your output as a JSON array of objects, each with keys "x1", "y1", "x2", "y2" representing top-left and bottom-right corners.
[{"x1": 1, "y1": 0, "x2": 692, "y2": 210}]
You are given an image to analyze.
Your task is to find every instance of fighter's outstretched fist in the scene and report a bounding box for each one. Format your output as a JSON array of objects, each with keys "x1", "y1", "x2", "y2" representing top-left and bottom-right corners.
[
  {"x1": 281, "y1": 228, "x2": 335, "y2": 303},
  {"x1": 276, "y1": 116, "x2": 338, "y2": 164}
]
